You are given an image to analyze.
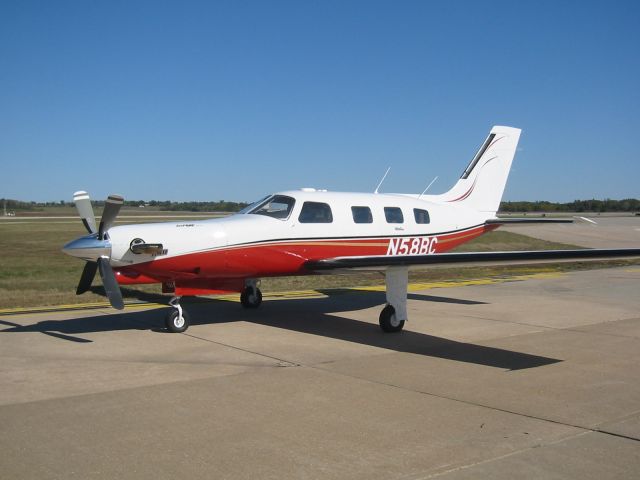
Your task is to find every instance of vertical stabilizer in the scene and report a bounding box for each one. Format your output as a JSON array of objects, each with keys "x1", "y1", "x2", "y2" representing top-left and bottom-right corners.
[{"x1": 436, "y1": 126, "x2": 521, "y2": 214}]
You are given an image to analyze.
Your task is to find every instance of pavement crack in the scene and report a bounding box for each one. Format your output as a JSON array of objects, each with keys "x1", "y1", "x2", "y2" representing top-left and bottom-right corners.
[
  {"x1": 593, "y1": 429, "x2": 640, "y2": 442},
  {"x1": 181, "y1": 331, "x2": 301, "y2": 367},
  {"x1": 401, "y1": 432, "x2": 592, "y2": 479},
  {"x1": 460, "y1": 313, "x2": 640, "y2": 340}
]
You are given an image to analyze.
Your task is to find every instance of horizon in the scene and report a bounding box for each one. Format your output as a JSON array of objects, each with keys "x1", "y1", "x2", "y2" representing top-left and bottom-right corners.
[{"x1": 3, "y1": 196, "x2": 639, "y2": 206}]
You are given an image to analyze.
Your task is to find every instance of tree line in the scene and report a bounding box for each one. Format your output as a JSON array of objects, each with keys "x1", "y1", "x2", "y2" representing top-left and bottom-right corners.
[
  {"x1": 127, "y1": 200, "x2": 249, "y2": 212},
  {"x1": 2, "y1": 197, "x2": 639, "y2": 213},
  {"x1": 0, "y1": 198, "x2": 249, "y2": 212},
  {"x1": 499, "y1": 199, "x2": 640, "y2": 213}
]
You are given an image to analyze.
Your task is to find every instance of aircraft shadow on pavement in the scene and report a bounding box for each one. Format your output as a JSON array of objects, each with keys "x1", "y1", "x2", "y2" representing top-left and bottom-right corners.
[
  {"x1": 1, "y1": 290, "x2": 559, "y2": 370},
  {"x1": 319, "y1": 288, "x2": 489, "y2": 305}
]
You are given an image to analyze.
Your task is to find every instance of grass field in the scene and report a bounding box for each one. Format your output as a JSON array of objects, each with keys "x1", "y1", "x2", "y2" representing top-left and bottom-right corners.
[{"x1": 1, "y1": 215, "x2": 637, "y2": 309}]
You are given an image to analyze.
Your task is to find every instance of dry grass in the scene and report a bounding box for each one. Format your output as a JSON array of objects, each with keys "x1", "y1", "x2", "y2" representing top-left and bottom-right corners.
[{"x1": 1, "y1": 218, "x2": 636, "y2": 309}]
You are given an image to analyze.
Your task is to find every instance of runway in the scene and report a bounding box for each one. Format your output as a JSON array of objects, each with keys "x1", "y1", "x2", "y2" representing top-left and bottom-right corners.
[
  {"x1": 503, "y1": 214, "x2": 640, "y2": 248},
  {"x1": 1, "y1": 267, "x2": 639, "y2": 479}
]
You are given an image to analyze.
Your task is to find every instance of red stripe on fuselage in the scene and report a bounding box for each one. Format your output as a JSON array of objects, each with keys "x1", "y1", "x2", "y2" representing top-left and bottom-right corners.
[{"x1": 116, "y1": 224, "x2": 497, "y2": 284}]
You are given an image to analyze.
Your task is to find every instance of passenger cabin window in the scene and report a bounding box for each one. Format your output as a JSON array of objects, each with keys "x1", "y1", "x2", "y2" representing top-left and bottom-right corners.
[
  {"x1": 299, "y1": 202, "x2": 333, "y2": 223},
  {"x1": 351, "y1": 206, "x2": 373, "y2": 224},
  {"x1": 384, "y1": 207, "x2": 404, "y2": 224},
  {"x1": 414, "y1": 208, "x2": 430, "y2": 224},
  {"x1": 249, "y1": 195, "x2": 295, "y2": 220}
]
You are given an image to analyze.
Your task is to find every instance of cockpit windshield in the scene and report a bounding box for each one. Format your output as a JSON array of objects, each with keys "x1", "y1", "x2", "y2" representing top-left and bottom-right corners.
[
  {"x1": 244, "y1": 195, "x2": 296, "y2": 220},
  {"x1": 236, "y1": 196, "x2": 270, "y2": 215}
]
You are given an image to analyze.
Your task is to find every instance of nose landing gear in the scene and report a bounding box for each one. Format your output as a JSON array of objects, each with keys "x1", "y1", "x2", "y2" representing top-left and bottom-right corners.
[{"x1": 165, "y1": 296, "x2": 190, "y2": 333}]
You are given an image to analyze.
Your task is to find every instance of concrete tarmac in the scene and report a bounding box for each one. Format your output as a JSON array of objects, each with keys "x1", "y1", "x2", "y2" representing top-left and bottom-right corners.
[
  {"x1": 503, "y1": 215, "x2": 640, "y2": 248},
  {"x1": 1, "y1": 267, "x2": 639, "y2": 479}
]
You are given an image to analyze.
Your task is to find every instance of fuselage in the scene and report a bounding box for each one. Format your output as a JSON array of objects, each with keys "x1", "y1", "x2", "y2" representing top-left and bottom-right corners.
[{"x1": 69, "y1": 190, "x2": 496, "y2": 294}]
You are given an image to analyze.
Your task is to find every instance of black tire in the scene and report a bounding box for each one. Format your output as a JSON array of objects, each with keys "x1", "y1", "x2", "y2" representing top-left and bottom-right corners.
[
  {"x1": 240, "y1": 287, "x2": 262, "y2": 309},
  {"x1": 165, "y1": 309, "x2": 190, "y2": 333},
  {"x1": 379, "y1": 304, "x2": 405, "y2": 333}
]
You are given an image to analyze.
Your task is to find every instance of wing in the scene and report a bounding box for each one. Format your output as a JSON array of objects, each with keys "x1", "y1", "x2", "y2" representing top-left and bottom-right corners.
[{"x1": 305, "y1": 248, "x2": 640, "y2": 271}]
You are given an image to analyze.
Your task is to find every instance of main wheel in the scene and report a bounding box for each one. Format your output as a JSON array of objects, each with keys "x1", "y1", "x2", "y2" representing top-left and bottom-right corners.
[
  {"x1": 165, "y1": 309, "x2": 190, "y2": 333},
  {"x1": 240, "y1": 287, "x2": 262, "y2": 309},
  {"x1": 379, "y1": 304, "x2": 405, "y2": 333}
]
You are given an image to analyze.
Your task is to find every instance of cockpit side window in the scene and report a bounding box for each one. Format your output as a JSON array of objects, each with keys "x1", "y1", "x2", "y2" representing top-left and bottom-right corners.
[
  {"x1": 249, "y1": 195, "x2": 296, "y2": 220},
  {"x1": 298, "y1": 202, "x2": 333, "y2": 223}
]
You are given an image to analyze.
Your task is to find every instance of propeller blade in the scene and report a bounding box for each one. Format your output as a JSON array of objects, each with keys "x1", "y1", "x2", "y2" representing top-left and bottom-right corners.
[
  {"x1": 76, "y1": 261, "x2": 98, "y2": 294},
  {"x1": 98, "y1": 194, "x2": 124, "y2": 240},
  {"x1": 97, "y1": 257, "x2": 124, "y2": 310},
  {"x1": 73, "y1": 191, "x2": 97, "y2": 234}
]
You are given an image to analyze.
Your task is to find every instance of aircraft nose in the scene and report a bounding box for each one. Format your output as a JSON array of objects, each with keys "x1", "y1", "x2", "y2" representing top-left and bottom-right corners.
[{"x1": 62, "y1": 235, "x2": 111, "y2": 261}]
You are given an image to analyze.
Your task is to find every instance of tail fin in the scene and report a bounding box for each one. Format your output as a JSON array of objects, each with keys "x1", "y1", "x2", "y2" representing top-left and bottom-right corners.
[{"x1": 437, "y1": 126, "x2": 521, "y2": 214}]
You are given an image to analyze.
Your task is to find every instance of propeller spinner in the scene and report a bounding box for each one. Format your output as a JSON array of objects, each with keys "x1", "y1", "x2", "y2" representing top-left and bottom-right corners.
[{"x1": 62, "y1": 191, "x2": 125, "y2": 310}]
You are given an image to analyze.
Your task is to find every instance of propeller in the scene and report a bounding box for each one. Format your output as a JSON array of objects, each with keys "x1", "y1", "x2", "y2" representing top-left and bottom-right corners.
[
  {"x1": 99, "y1": 194, "x2": 124, "y2": 239},
  {"x1": 76, "y1": 261, "x2": 98, "y2": 295},
  {"x1": 98, "y1": 257, "x2": 125, "y2": 310},
  {"x1": 73, "y1": 191, "x2": 97, "y2": 234},
  {"x1": 66, "y1": 191, "x2": 125, "y2": 310}
]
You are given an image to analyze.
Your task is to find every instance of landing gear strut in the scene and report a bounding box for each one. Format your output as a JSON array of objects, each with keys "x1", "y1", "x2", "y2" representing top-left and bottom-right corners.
[
  {"x1": 165, "y1": 296, "x2": 190, "y2": 333},
  {"x1": 379, "y1": 266, "x2": 408, "y2": 333},
  {"x1": 240, "y1": 279, "x2": 262, "y2": 309}
]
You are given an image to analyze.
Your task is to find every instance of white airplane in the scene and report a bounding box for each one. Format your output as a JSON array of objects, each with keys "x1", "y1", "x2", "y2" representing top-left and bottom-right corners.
[{"x1": 62, "y1": 126, "x2": 640, "y2": 333}]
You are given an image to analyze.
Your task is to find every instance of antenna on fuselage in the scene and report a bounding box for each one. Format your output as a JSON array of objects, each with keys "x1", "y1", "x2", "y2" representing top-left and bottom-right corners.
[
  {"x1": 417, "y1": 176, "x2": 438, "y2": 200},
  {"x1": 374, "y1": 167, "x2": 391, "y2": 194}
]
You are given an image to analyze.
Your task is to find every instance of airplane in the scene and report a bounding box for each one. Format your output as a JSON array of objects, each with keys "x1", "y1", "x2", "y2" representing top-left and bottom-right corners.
[{"x1": 62, "y1": 126, "x2": 640, "y2": 333}]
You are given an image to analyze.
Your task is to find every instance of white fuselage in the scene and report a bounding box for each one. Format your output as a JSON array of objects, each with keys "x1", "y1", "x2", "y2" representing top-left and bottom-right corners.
[{"x1": 105, "y1": 190, "x2": 490, "y2": 269}]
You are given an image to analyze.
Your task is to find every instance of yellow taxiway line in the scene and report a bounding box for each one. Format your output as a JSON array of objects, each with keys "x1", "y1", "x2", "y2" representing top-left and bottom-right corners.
[{"x1": 0, "y1": 271, "x2": 566, "y2": 317}]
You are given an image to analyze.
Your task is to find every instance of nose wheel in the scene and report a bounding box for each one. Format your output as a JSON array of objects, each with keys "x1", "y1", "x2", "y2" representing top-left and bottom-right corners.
[{"x1": 165, "y1": 296, "x2": 190, "y2": 333}]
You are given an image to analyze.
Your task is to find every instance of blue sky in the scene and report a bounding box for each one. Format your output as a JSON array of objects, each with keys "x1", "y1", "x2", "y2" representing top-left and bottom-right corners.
[{"x1": 1, "y1": 0, "x2": 638, "y2": 202}]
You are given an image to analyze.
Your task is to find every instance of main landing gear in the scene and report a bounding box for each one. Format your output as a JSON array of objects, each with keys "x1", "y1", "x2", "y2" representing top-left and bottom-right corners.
[
  {"x1": 240, "y1": 279, "x2": 262, "y2": 309},
  {"x1": 379, "y1": 304, "x2": 405, "y2": 332},
  {"x1": 379, "y1": 266, "x2": 409, "y2": 333}
]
